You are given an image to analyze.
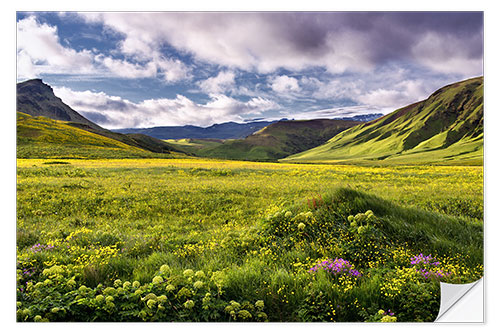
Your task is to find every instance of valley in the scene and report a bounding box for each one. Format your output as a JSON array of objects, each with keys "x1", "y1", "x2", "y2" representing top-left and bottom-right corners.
[{"x1": 16, "y1": 77, "x2": 484, "y2": 322}]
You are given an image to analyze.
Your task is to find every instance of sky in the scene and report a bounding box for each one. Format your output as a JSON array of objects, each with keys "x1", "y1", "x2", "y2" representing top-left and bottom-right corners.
[{"x1": 16, "y1": 12, "x2": 483, "y2": 129}]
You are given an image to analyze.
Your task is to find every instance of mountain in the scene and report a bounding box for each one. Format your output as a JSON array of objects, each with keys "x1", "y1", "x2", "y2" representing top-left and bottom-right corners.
[
  {"x1": 168, "y1": 119, "x2": 362, "y2": 161},
  {"x1": 16, "y1": 79, "x2": 179, "y2": 156},
  {"x1": 283, "y1": 77, "x2": 483, "y2": 165},
  {"x1": 114, "y1": 121, "x2": 277, "y2": 140},
  {"x1": 17, "y1": 79, "x2": 102, "y2": 131}
]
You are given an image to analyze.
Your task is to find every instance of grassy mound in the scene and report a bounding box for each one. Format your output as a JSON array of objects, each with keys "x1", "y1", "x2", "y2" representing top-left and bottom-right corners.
[{"x1": 263, "y1": 187, "x2": 482, "y2": 266}]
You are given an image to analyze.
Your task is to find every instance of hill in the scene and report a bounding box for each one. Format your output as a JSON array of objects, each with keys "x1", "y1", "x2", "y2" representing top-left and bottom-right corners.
[
  {"x1": 68, "y1": 122, "x2": 179, "y2": 154},
  {"x1": 283, "y1": 77, "x2": 483, "y2": 165},
  {"x1": 163, "y1": 138, "x2": 225, "y2": 155},
  {"x1": 169, "y1": 119, "x2": 362, "y2": 161},
  {"x1": 16, "y1": 112, "x2": 178, "y2": 159},
  {"x1": 16, "y1": 79, "x2": 179, "y2": 156}
]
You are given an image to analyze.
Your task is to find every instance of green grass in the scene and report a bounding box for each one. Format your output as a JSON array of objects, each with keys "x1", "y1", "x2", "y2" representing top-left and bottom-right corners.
[
  {"x1": 164, "y1": 138, "x2": 224, "y2": 155},
  {"x1": 16, "y1": 158, "x2": 483, "y2": 322},
  {"x1": 284, "y1": 77, "x2": 483, "y2": 165}
]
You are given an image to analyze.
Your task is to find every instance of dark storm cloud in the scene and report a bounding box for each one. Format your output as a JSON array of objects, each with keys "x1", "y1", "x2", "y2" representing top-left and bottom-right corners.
[
  {"x1": 270, "y1": 13, "x2": 330, "y2": 56},
  {"x1": 269, "y1": 12, "x2": 483, "y2": 66},
  {"x1": 373, "y1": 12, "x2": 483, "y2": 60}
]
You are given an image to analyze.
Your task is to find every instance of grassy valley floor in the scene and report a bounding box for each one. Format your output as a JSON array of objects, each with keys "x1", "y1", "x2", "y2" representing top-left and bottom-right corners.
[{"x1": 16, "y1": 158, "x2": 483, "y2": 322}]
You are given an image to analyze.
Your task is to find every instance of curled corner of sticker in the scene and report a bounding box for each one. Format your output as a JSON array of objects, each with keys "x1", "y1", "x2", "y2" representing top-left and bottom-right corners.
[{"x1": 435, "y1": 278, "x2": 484, "y2": 322}]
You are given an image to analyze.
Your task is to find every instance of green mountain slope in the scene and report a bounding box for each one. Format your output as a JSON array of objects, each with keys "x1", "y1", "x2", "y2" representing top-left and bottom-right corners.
[
  {"x1": 68, "y1": 122, "x2": 180, "y2": 154},
  {"x1": 17, "y1": 112, "x2": 178, "y2": 159},
  {"x1": 184, "y1": 119, "x2": 361, "y2": 161},
  {"x1": 284, "y1": 77, "x2": 483, "y2": 165},
  {"x1": 16, "y1": 79, "x2": 180, "y2": 157}
]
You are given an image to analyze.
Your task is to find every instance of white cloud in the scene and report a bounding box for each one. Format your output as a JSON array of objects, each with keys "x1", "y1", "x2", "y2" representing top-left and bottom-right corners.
[
  {"x1": 95, "y1": 55, "x2": 191, "y2": 82},
  {"x1": 17, "y1": 16, "x2": 95, "y2": 79},
  {"x1": 157, "y1": 58, "x2": 191, "y2": 82},
  {"x1": 411, "y1": 32, "x2": 483, "y2": 76},
  {"x1": 53, "y1": 86, "x2": 278, "y2": 129},
  {"x1": 298, "y1": 73, "x2": 435, "y2": 112},
  {"x1": 96, "y1": 55, "x2": 157, "y2": 79},
  {"x1": 198, "y1": 71, "x2": 236, "y2": 94},
  {"x1": 270, "y1": 75, "x2": 300, "y2": 94},
  {"x1": 17, "y1": 50, "x2": 38, "y2": 79},
  {"x1": 322, "y1": 31, "x2": 375, "y2": 73},
  {"x1": 18, "y1": 13, "x2": 483, "y2": 128},
  {"x1": 17, "y1": 16, "x2": 190, "y2": 83},
  {"x1": 308, "y1": 78, "x2": 364, "y2": 100},
  {"x1": 357, "y1": 89, "x2": 408, "y2": 108},
  {"x1": 286, "y1": 105, "x2": 391, "y2": 121},
  {"x1": 53, "y1": 86, "x2": 135, "y2": 111},
  {"x1": 357, "y1": 80, "x2": 430, "y2": 108},
  {"x1": 245, "y1": 96, "x2": 278, "y2": 110},
  {"x1": 395, "y1": 80, "x2": 429, "y2": 102}
]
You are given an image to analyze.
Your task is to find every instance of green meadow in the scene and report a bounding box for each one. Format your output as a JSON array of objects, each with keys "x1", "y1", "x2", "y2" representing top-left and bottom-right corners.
[{"x1": 16, "y1": 158, "x2": 483, "y2": 322}]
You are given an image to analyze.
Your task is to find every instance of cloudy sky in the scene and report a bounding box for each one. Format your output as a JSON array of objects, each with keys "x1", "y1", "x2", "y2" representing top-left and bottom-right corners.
[{"x1": 16, "y1": 12, "x2": 483, "y2": 129}]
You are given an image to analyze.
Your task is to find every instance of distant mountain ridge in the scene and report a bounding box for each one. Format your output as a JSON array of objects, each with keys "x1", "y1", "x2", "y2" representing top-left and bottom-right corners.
[
  {"x1": 337, "y1": 113, "x2": 383, "y2": 122},
  {"x1": 114, "y1": 121, "x2": 276, "y2": 140},
  {"x1": 284, "y1": 77, "x2": 483, "y2": 165},
  {"x1": 114, "y1": 114, "x2": 382, "y2": 140}
]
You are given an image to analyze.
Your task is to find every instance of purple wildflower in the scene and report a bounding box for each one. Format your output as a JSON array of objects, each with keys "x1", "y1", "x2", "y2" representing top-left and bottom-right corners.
[
  {"x1": 29, "y1": 243, "x2": 54, "y2": 253},
  {"x1": 309, "y1": 258, "x2": 362, "y2": 278},
  {"x1": 410, "y1": 253, "x2": 440, "y2": 266},
  {"x1": 410, "y1": 253, "x2": 451, "y2": 279},
  {"x1": 22, "y1": 268, "x2": 35, "y2": 277}
]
